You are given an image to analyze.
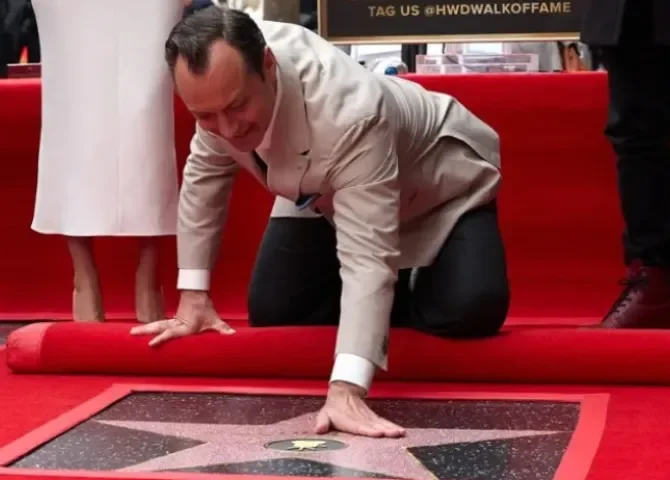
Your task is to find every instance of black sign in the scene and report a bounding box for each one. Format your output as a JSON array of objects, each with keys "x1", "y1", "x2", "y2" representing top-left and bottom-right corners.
[{"x1": 318, "y1": 0, "x2": 583, "y2": 43}]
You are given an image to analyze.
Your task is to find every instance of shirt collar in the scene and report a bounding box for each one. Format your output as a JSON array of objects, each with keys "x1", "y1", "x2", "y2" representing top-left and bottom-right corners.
[{"x1": 258, "y1": 69, "x2": 283, "y2": 150}]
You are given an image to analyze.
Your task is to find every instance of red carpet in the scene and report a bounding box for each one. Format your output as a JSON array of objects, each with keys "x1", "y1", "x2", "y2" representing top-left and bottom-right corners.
[
  {"x1": 1, "y1": 347, "x2": 670, "y2": 480},
  {"x1": 0, "y1": 72, "x2": 659, "y2": 480},
  {"x1": 6, "y1": 322, "x2": 670, "y2": 386},
  {"x1": 0, "y1": 73, "x2": 622, "y2": 322}
]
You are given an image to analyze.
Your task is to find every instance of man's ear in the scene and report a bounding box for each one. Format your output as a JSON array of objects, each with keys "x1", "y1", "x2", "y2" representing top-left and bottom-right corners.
[{"x1": 263, "y1": 47, "x2": 276, "y2": 77}]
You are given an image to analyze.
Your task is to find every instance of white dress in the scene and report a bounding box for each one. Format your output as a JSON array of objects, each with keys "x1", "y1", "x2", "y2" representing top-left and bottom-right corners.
[{"x1": 31, "y1": 0, "x2": 183, "y2": 236}]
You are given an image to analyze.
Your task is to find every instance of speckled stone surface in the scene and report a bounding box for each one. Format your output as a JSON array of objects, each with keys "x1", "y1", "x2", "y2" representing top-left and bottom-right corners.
[
  {"x1": 0, "y1": 321, "x2": 32, "y2": 345},
  {"x1": 9, "y1": 393, "x2": 581, "y2": 479}
]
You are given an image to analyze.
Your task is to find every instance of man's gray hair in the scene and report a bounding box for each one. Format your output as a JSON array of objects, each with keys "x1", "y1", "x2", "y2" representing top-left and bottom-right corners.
[{"x1": 165, "y1": 5, "x2": 267, "y2": 78}]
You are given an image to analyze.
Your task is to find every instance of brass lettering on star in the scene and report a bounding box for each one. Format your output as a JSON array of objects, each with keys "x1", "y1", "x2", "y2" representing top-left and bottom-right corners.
[{"x1": 265, "y1": 438, "x2": 348, "y2": 452}]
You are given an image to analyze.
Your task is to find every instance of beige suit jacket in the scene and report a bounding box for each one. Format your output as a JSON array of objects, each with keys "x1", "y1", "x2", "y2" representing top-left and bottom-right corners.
[{"x1": 178, "y1": 21, "x2": 502, "y2": 370}]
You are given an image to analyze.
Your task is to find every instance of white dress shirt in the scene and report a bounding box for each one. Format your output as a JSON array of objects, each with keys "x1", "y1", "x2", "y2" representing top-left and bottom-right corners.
[{"x1": 177, "y1": 66, "x2": 376, "y2": 393}]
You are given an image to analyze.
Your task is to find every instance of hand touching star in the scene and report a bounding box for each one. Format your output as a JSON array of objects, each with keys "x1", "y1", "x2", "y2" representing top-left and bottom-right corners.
[{"x1": 315, "y1": 381, "x2": 406, "y2": 438}]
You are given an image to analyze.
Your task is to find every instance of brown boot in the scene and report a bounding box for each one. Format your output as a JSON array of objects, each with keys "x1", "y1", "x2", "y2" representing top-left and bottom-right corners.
[{"x1": 601, "y1": 260, "x2": 670, "y2": 328}]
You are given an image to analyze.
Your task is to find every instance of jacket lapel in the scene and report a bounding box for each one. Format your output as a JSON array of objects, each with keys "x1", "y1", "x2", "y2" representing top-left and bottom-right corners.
[
  {"x1": 256, "y1": 56, "x2": 311, "y2": 201},
  {"x1": 260, "y1": 56, "x2": 310, "y2": 158}
]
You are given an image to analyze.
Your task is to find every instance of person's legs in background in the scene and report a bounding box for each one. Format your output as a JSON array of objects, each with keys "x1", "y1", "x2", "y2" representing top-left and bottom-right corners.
[
  {"x1": 67, "y1": 237, "x2": 104, "y2": 322},
  {"x1": 0, "y1": 0, "x2": 9, "y2": 78},
  {"x1": 135, "y1": 238, "x2": 166, "y2": 324},
  {"x1": 67, "y1": 236, "x2": 165, "y2": 323},
  {"x1": 599, "y1": 43, "x2": 670, "y2": 327},
  {"x1": 31, "y1": 0, "x2": 181, "y2": 324}
]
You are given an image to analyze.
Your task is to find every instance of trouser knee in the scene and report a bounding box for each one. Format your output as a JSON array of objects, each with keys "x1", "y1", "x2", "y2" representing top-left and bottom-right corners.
[{"x1": 417, "y1": 290, "x2": 510, "y2": 339}]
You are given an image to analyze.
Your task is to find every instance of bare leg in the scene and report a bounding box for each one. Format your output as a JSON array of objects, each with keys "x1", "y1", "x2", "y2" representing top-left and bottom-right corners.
[
  {"x1": 67, "y1": 236, "x2": 105, "y2": 322},
  {"x1": 135, "y1": 238, "x2": 165, "y2": 324}
]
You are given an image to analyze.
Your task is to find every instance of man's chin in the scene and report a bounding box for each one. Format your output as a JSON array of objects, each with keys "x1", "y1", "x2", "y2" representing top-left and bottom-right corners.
[{"x1": 228, "y1": 134, "x2": 261, "y2": 153}]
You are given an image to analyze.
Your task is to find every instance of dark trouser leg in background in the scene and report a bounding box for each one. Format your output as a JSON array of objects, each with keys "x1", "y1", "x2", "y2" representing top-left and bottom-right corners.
[
  {"x1": 247, "y1": 202, "x2": 510, "y2": 338},
  {"x1": 599, "y1": 46, "x2": 670, "y2": 328}
]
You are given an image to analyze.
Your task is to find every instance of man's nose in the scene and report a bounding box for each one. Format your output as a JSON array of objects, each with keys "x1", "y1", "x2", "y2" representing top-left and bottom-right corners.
[{"x1": 217, "y1": 114, "x2": 240, "y2": 138}]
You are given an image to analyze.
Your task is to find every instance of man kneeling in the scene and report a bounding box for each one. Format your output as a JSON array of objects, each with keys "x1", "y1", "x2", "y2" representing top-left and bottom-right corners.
[{"x1": 133, "y1": 5, "x2": 510, "y2": 438}]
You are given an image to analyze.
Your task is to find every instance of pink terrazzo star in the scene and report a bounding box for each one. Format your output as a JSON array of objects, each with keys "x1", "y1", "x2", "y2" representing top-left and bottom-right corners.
[{"x1": 99, "y1": 413, "x2": 557, "y2": 480}]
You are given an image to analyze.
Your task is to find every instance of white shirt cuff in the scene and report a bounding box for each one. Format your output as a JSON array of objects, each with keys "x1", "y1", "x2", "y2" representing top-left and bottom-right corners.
[
  {"x1": 177, "y1": 269, "x2": 211, "y2": 291},
  {"x1": 330, "y1": 353, "x2": 375, "y2": 392}
]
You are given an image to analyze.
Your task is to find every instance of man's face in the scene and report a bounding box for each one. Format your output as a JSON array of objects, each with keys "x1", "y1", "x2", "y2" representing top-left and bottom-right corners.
[{"x1": 174, "y1": 40, "x2": 277, "y2": 152}]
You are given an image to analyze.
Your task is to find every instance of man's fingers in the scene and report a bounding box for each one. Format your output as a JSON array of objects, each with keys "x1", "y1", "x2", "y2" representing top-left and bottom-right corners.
[
  {"x1": 314, "y1": 409, "x2": 331, "y2": 434},
  {"x1": 334, "y1": 413, "x2": 385, "y2": 437},
  {"x1": 341, "y1": 411, "x2": 402, "y2": 438},
  {"x1": 356, "y1": 417, "x2": 401, "y2": 438},
  {"x1": 377, "y1": 418, "x2": 406, "y2": 437},
  {"x1": 130, "y1": 319, "x2": 171, "y2": 336},
  {"x1": 350, "y1": 420, "x2": 386, "y2": 438},
  {"x1": 211, "y1": 321, "x2": 236, "y2": 335},
  {"x1": 147, "y1": 327, "x2": 186, "y2": 348}
]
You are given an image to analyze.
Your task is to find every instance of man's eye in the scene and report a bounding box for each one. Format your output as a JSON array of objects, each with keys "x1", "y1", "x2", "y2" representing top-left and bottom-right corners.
[{"x1": 230, "y1": 99, "x2": 246, "y2": 110}]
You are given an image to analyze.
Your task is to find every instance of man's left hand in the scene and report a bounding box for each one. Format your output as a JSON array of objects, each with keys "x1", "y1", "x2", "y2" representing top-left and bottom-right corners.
[{"x1": 315, "y1": 381, "x2": 405, "y2": 438}]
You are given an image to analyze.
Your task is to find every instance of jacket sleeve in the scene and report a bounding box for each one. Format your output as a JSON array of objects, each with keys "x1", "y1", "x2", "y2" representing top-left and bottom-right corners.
[
  {"x1": 326, "y1": 114, "x2": 401, "y2": 370},
  {"x1": 177, "y1": 125, "x2": 240, "y2": 289}
]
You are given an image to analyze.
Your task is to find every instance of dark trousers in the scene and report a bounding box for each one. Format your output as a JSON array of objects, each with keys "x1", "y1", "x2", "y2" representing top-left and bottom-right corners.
[
  {"x1": 601, "y1": 46, "x2": 670, "y2": 266},
  {"x1": 247, "y1": 202, "x2": 510, "y2": 338}
]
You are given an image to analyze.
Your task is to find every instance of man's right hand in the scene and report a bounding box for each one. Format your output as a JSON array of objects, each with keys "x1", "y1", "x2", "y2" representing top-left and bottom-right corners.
[{"x1": 130, "y1": 290, "x2": 235, "y2": 347}]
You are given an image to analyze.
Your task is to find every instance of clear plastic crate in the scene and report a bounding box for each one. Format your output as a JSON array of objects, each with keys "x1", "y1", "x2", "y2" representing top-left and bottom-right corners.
[{"x1": 415, "y1": 53, "x2": 539, "y2": 74}]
